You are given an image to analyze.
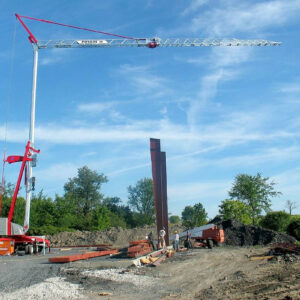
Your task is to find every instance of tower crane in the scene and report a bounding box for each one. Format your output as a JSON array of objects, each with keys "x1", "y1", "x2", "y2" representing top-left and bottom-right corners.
[{"x1": 0, "y1": 13, "x2": 281, "y2": 254}]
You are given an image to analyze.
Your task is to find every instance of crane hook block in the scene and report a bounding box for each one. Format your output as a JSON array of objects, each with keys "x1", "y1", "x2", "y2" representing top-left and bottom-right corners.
[{"x1": 6, "y1": 156, "x2": 24, "y2": 164}]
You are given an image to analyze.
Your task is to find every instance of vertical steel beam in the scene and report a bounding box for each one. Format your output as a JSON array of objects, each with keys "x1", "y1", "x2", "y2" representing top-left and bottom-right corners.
[
  {"x1": 150, "y1": 138, "x2": 169, "y2": 246},
  {"x1": 160, "y1": 151, "x2": 169, "y2": 246},
  {"x1": 150, "y1": 138, "x2": 163, "y2": 239}
]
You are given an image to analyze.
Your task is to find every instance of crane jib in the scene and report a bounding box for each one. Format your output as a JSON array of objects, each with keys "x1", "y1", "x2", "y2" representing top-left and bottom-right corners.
[{"x1": 35, "y1": 38, "x2": 281, "y2": 49}]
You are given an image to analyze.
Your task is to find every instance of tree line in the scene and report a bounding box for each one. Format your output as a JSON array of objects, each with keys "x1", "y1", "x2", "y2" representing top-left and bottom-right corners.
[
  {"x1": 178, "y1": 173, "x2": 299, "y2": 240},
  {"x1": 1, "y1": 166, "x2": 155, "y2": 235},
  {"x1": 1, "y1": 167, "x2": 299, "y2": 240}
]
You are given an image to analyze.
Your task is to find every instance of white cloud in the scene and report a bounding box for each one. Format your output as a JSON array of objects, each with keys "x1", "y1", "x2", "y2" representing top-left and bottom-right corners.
[
  {"x1": 186, "y1": 0, "x2": 300, "y2": 36},
  {"x1": 0, "y1": 109, "x2": 296, "y2": 149},
  {"x1": 187, "y1": 68, "x2": 237, "y2": 127},
  {"x1": 181, "y1": 0, "x2": 209, "y2": 16},
  {"x1": 80, "y1": 151, "x2": 97, "y2": 157},
  {"x1": 78, "y1": 102, "x2": 114, "y2": 113},
  {"x1": 279, "y1": 80, "x2": 300, "y2": 94},
  {"x1": 40, "y1": 49, "x2": 70, "y2": 66},
  {"x1": 34, "y1": 162, "x2": 78, "y2": 182},
  {"x1": 118, "y1": 64, "x2": 171, "y2": 97}
]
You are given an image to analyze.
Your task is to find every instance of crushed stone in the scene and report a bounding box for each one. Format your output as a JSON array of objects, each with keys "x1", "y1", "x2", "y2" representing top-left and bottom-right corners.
[
  {"x1": 0, "y1": 277, "x2": 84, "y2": 300},
  {"x1": 81, "y1": 268, "x2": 156, "y2": 286}
]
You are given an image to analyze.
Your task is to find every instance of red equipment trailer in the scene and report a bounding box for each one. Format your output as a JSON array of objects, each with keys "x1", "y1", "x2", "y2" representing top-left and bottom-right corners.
[
  {"x1": 170, "y1": 224, "x2": 225, "y2": 249},
  {"x1": 0, "y1": 142, "x2": 50, "y2": 255}
]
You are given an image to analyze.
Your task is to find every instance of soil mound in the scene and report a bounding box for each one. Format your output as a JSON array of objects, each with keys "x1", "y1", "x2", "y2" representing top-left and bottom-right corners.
[
  {"x1": 218, "y1": 219, "x2": 296, "y2": 246},
  {"x1": 48, "y1": 224, "x2": 183, "y2": 248}
]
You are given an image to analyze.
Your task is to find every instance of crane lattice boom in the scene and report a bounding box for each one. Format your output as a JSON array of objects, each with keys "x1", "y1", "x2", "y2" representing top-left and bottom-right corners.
[{"x1": 37, "y1": 38, "x2": 281, "y2": 49}]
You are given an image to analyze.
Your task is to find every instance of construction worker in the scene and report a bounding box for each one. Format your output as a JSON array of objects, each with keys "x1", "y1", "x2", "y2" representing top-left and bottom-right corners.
[
  {"x1": 148, "y1": 231, "x2": 156, "y2": 250},
  {"x1": 158, "y1": 227, "x2": 166, "y2": 249},
  {"x1": 173, "y1": 230, "x2": 179, "y2": 251},
  {"x1": 184, "y1": 230, "x2": 193, "y2": 249}
]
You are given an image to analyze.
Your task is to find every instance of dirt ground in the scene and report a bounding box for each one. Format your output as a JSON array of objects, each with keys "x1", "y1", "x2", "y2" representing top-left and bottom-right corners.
[
  {"x1": 1, "y1": 246, "x2": 299, "y2": 299},
  {"x1": 65, "y1": 246, "x2": 300, "y2": 300}
]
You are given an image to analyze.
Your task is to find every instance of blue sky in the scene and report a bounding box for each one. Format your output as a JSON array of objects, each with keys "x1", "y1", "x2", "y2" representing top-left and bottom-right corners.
[{"x1": 1, "y1": 0, "x2": 300, "y2": 218}]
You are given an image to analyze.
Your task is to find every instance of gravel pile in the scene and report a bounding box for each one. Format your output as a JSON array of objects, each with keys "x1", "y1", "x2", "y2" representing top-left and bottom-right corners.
[
  {"x1": 218, "y1": 219, "x2": 296, "y2": 246},
  {"x1": 0, "y1": 277, "x2": 83, "y2": 300}
]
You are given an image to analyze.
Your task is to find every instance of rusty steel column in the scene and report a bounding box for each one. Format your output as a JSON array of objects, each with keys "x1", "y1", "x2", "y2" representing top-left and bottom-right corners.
[
  {"x1": 150, "y1": 138, "x2": 163, "y2": 239},
  {"x1": 160, "y1": 151, "x2": 169, "y2": 246},
  {"x1": 150, "y1": 138, "x2": 169, "y2": 246}
]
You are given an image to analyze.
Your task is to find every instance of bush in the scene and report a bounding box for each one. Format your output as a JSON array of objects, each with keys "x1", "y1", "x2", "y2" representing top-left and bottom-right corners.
[
  {"x1": 260, "y1": 211, "x2": 291, "y2": 232},
  {"x1": 169, "y1": 215, "x2": 180, "y2": 224},
  {"x1": 287, "y1": 219, "x2": 300, "y2": 240}
]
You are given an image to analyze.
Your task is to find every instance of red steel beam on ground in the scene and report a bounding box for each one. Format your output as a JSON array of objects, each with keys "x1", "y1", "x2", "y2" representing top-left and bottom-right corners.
[
  {"x1": 52, "y1": 244, "x2": 113, "y2": 248},
  {"x1": 48, "y1": 249, "x2": 118, "y2": 263}
]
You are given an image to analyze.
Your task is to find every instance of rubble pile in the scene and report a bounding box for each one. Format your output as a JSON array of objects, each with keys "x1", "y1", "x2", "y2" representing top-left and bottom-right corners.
[{"x1": 219, "y1": 219, "x2": 296, "y2": 246}]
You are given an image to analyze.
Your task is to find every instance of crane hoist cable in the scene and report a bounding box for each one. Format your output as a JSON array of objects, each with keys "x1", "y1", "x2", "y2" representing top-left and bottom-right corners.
[{"x1": 0, "y1": 18, "x2": 18, "y2": 217}]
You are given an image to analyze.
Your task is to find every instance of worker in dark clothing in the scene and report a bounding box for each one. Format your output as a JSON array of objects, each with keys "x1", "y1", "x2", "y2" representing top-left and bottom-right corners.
[
  {"x1": 148, "y1": 231, "x2": 156, "y2": 250},
  {"x1": 184, "y1": 230, "x2": 193, "y2": 249}
]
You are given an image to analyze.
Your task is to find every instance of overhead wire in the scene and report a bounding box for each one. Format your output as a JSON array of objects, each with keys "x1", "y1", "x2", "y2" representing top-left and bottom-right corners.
[{"x1": 0, "y1": 17, "x2": 17, "y2": 217}]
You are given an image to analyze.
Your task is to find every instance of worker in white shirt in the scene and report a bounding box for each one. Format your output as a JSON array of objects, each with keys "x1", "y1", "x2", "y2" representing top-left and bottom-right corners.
[
  {"x1": 158, "y1": 227, "x2": 166, "y2": 249},
  {"x1": 173, "y1": 231, "x2": 179, "y2": 251}
]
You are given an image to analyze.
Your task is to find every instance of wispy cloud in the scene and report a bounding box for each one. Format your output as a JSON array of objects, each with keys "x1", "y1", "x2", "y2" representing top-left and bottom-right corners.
[
  {"x1": 0, "y1": 110, "x2": 296, "y2": 148},
  {"x1": 279, "y1": 80, "x2": 300, "y2": 94},
  {"x1": 40, "y1": 49, "x2": 70, "y2": 66},
  {"x1": 184, "y1": 0, "x2": 300, "y2": 36},
  {"x1": 187, "y1": 68, "x2": 237, "y2": 128},
  {"x1": 118, "y1": 64, "x2": 171, "y2": 97},
  {"x1": 181, "y1": 0, "x2": 209, "y2": 16},
  {"x1": 34, "y1": 162, "x2": 78, "y2": 182},
  {"x1": 78, "y1": 102, "x2": 114, "y2": 113}
]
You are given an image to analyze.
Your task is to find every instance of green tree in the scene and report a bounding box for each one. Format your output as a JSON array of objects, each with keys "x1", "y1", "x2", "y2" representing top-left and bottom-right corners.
[
  {"x1": 219, "y1": 199, "x2": 252, "y2": 224},
  {"x1": 0, "y1": 182, "x2": 25, "y2": 225},
  {"x1": 103, "y1": 197, "x2": 135, "y2": 228},
  {"x1": 287, "y1": 219, "x2": 300, "y2": 240},
  {"x1": 29, "y1": 191, "x2": 57, "y2": 235},
  {"x1": 260, "y1": 211, "x2": 291, "y2": 232},
  {"x1": 181, "y1": 203, "x2": 207, "y2": 228},
  {"x1": 54, "y1": 194, "x2": 78, "y2": 230},
  {"x1": 64, "y1": 166, "x2": 108, "y2": 215},
  {"x1": 127, "y1": 178, "x2": 155, "y2": 225},
  {"x1": 169, "y1": 215, "x2": 180, "y2": 224},
  {"x1": 229, "y1": 173, "x2": 281, "y2": 225}
]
